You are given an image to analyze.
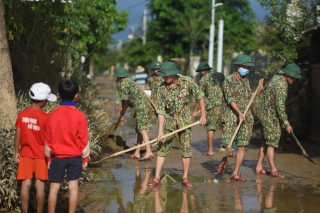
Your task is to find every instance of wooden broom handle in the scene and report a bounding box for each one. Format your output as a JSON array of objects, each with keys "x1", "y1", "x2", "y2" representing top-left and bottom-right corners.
[
  {"x1": 100, "y1": 121, "x2": 200, "y2": 161},
  {"x1": 227, "y1": 84, "x2": 262, "y2": 148}
]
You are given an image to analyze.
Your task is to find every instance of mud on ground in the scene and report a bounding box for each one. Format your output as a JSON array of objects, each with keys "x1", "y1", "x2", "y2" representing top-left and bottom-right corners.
[{"x1": 16, "y1": 76, "x2": 318, "y2": 213}]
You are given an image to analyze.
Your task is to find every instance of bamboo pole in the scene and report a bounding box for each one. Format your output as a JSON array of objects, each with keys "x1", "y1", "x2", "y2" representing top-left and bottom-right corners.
[
  {"x1": 217, "y1": 84, "x2": 262, "y2": 156},
  {"x1": 100, "y1": 121, "x2": 200, "y2": 161}
]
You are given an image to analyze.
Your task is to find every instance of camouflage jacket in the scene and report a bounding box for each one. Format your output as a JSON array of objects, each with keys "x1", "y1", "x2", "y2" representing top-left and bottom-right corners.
[
  {"x1": 199, "y1": 71, "x2": 225, "y2": 110},
  {"x1": 259, "y1": 75, "x2": 290, "y2": 128},
  {"x1": 149, "y1": 74, "x2": 164, "y2": 102},
  {"x1": 119, "y1": 78, "x2": 151, "y2": 111},
  {"x1": 156, "y1": 75, "x2": 204, "y2": 131},
  {"x1": 223, "y1": 72, "x2": 252, "y2": 123}
]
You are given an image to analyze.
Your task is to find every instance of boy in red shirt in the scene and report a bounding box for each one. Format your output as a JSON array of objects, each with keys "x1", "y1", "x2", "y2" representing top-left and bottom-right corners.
[
  {"x1": 45, "y1": 80, "x2": 90, "y2": 213},
  {"x1": 14, "y1": 82, "x2": 57, "y2": 213}
]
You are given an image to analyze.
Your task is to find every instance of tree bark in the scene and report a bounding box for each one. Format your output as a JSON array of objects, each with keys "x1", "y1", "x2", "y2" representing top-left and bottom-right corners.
[{"x1": 0, "y1": 0, "x2": 17, "y2": 129}]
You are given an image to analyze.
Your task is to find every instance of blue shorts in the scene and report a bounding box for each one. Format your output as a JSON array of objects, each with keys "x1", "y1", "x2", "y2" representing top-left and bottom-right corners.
[{"x1": 49, "y1": 156, "x2": 82, "y2": 182}]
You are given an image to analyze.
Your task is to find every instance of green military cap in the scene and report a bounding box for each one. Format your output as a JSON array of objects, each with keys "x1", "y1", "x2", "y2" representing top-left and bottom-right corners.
[
  {"x1": 196, "y1": 62, "x2": 212, "y2": 72},
  {"x1": 281, "y1": 63, "x2": 302, "y2": 79},
  {"x1": 114, "y1": 67, "x2": 130, "y2": 78},
  {"x1": 157, "y1": 62, "x2": 180, "y2": 76},
  {"x1": 233, "y1": 54, "x2": 255, "y2": 67},
  {"x1": 150, "y1": 60, "x2": 162, "y2": 70}
]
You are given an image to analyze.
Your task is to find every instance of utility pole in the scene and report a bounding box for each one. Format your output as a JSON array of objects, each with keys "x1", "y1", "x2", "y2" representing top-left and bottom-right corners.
[
  {"x1": 208, "y1": 0, "x2": 223, "y2": 67},
  {"x1": 142, "y1": 9, "x2": 147, "y2": 45},
  {"x1": 216, "y1": 19, "x2": 224, "y2": 73},
  {"x1": 118, "y1": 39, "x2": 122, "y2": 52}
]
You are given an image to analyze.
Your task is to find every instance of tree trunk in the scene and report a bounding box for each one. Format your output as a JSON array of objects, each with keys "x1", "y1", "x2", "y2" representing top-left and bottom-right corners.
[{"x1": 0, "y1": 0, "x2": 17, "y2": 129}]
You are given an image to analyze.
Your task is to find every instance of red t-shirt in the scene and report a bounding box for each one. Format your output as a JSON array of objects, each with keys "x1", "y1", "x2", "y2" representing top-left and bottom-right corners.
[
  {"x1": 45, "y1": 105, "x2": 89, "y2": 162},
  {"x1": 15, "y1": 108, "x2": 48, "y2": 159}
]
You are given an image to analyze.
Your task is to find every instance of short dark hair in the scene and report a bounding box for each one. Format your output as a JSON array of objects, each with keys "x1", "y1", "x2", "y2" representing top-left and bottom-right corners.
[{"x1": 58, "y1": 80, "x2": 79, "y2": 101}]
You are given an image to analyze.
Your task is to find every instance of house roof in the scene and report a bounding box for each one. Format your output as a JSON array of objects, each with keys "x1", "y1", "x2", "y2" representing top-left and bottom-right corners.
[{"x1": 302, "y1": 25, "x2": 320, "y2": 35}]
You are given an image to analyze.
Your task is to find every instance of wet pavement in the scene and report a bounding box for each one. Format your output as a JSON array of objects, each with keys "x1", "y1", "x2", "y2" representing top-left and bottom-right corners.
[{"x1": 81, "y1": 77, "x2": 320, "y2": 213}]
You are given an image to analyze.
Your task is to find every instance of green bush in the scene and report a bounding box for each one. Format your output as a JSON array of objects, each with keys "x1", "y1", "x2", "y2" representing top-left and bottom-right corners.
[{"x1": 0, "y1": 127, "x2": 19, "y2": 210}]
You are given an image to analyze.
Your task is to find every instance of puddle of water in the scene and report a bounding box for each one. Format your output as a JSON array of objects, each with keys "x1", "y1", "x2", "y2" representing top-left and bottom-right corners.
[
  {"x1": 83, "y1": 113, "x2": 320, "y2": 212},
  {"x1": 82, "y1": 162, "x2": 320, "y2": 213}
]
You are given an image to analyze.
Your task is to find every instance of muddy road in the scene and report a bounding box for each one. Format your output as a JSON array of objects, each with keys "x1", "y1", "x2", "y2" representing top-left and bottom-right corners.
[{"x1": 77, "y1": 76, "x2": 320, "y2": 213}]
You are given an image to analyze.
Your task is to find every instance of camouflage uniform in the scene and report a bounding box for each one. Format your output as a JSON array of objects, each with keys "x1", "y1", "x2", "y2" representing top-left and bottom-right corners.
[
  {"x1": 156, "y1": 75, "x2": 204, "y2": 158},
  {"x1": 119, "y1": 78, "x2": 156, "y2": 132},
  {"x1": 259, "y1": 75, "x2": 289, "y2": 148},
  {"x1": 148, "y1": 74, "x2": 164, "y2": 103},
  {"x1": 198, "y1": 71, "x2": 225, "y2": 131},
  {"x1": 221, "y1": 72, "x2": 254, "y2": 147}
]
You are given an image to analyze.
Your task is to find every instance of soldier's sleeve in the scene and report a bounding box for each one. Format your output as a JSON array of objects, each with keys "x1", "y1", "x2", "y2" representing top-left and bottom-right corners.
[
  {"x1": 275, "y1": 86, "x2": 290, "y2": 128},
  {"x1": 120, "y1": 80, "x2": 129, "y2": 101},
  {"x1": 189, "y1": 78, "x2": 204, "y2": 102},
  {"x1": 197, "y1": 79, "x2": 205, "y2": 103},
  {"x1": 156, "y1": 88, "x2": 166, "y2": 115},
  {"x1": 223, "y1": 78, "x2": 235, "y2": 105}
]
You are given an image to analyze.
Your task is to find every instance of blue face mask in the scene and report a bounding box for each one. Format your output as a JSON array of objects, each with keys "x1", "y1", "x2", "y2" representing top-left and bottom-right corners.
[{"x1": 238, "y1": 68, "x2": 249, "y2": 76}]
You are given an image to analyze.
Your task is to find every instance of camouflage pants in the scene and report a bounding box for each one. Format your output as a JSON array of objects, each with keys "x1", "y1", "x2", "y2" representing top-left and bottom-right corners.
[
  {"x1": 135, "y1": 107, "x2": 156, "y2": 132},
  {"x1": 260, "y1": 117, "x2": 281, "y2": 148},
  {"x1": 221, "y1": 115, "x2": 253, "y2": 147},
  {"x1": 156, "y1": 127, "x2": 192, "y2": 158},
  {"x1": 206, "y1": 106, "x2": 223, "y2": 131}
]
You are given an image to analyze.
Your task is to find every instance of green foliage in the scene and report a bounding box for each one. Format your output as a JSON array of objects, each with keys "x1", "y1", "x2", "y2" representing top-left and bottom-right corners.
[
  {"x1": 5, "y1": 0, "x2": 68, "y2": 93},
  {"x1": 256, "y1": 0, "x2": 316, "y2": 77},
  {"x1": 147, "y1": 0, "x2": 258, "y2": 61},
  {"x1": 124, "y1": 39, "x2": 161, "y2": 68},
  {"x1": 0, "y1": 128, "x2": 19, "y2": 210},
  {"x1": 57, "y1": 0, "x2": 129, "y2": 60},
  {"x1": 4, "y1": 0, "x2": 129, "y2": 92}
]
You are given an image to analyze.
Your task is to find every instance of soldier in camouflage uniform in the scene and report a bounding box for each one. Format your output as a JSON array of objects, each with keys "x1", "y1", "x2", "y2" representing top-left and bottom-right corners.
[
  {"x1": 279, "y1": 77, "x2": 307, "y2": 151},
  {"x1": 144, "y1": 60, "x2": 164, "y2": 104},
  {"x1": 221, "y1": 54, "x2": 263, "y2": 182},
  {"x1": 192, "y1": 62, "x2": 225, "y2": 156},
  {"x1": 114, "y1": 67, "x2": 156, "y2": 160},
  {"x1": 255, "y1": 63, "x2": 302, "y2": 178},
  {"x1": 147, "y1": 62, "x2": 206, "y2": 188}
]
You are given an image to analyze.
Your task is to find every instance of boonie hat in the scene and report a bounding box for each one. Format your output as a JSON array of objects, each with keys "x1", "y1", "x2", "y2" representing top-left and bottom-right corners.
[
  {"x1": 196, "y1": 62, "x2": 212, "y2": 72},
  {"x1": 281, "y1": 63, "x2": 302, "y2": 79},
  {"x1": 150, "y1": 60, "x2": 161, "y2": 70},
  {"x1": 114, "y1": 67, "x2": 130, "y2": 78},
  {"x1": 233, "y1": 54, "x2": 255, "y2": 67},
  {"x1": 29, "y1": 82, "x2": 57, "y2": 102},
  {"x1": 157, "y1": 62, "x2": 180, "y2": 76}
]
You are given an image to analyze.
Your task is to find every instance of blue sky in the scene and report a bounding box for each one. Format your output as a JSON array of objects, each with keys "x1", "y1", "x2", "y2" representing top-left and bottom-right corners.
[{"x1": 112, "y1": 0, "x2": 268, "y2": 44}]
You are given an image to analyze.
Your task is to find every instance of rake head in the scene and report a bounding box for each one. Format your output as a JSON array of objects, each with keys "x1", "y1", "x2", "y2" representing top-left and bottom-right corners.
[{"x1": 217, "y1": 147, "x2": 234, "y2": 157}]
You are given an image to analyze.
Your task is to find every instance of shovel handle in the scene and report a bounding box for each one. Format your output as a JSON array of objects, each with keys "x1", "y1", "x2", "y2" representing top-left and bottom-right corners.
[
  {"x1": 114, "y1": 116, "x2": 122, "y2": 131},
  {"x1": 100, "y1": 121, "x2": 200, "y2": 161},
  {"x1": 227, "y1": 83, "x2": 262, "y2": 149}
]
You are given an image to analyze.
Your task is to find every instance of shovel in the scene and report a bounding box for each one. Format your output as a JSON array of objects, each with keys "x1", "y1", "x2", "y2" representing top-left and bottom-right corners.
[
  {"x1": 291, "y1": 132, "x2": 317, "y2": 165},
  {"x1": 99, "y1": 121, "x2": 200, "y2": 161},
  {"x1": 217, "y1": 84, "x2": 262, "y2": 156}
]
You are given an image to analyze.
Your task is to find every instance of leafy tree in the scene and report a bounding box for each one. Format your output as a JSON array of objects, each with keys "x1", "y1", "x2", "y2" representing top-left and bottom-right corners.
[
  {"x1": 124, "y1": 38, "x2": 160, "y2": 69},
  {"x1": 59, "y1": 0, "x2": 129, "y2": 73},
  {"x1": 147, "y1": 0, "x2": 258, "y2": 62},
  {"x1": 256, "y1": 0, "x2": 317, "y2": 77}
]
